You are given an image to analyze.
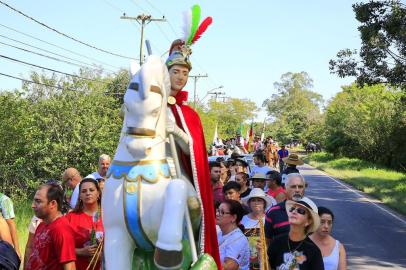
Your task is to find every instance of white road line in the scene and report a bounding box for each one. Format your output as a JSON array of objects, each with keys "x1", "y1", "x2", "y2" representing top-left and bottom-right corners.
[{"x1": 304, "y1": 165, "x2": 406, "y2": 226}]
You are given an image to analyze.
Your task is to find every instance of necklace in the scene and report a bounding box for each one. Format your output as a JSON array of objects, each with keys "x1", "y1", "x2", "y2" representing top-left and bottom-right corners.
[{"x1": 287, "y1": 236, "x2": 306, "y2": 254}]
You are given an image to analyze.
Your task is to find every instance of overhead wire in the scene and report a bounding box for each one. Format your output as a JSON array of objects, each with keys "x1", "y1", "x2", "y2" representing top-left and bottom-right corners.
[
  {"x1": 0, "y1": 23, "x2": 124, "y2": 71},
  {"x1": 143, "y1": 0, "x2": 179, "y2": 37},
  {"x1": 0, "y1": 0, "x2": 135, "y2": 60},
  {"x1": 0, "y1": 40, "x2": 103, "y2": 72},
  {"x1": 0, "y1": 34, "x2": 110, "y2": 72},
  {"x1": 0, "y1": 54, "x2": 106, "y2": 83},
  {"x1": 0, "y1": 72, "x2": 78, "y2": 91}
]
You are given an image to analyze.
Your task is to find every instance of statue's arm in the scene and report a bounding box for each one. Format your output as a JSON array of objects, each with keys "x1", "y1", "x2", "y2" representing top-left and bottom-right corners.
[{"x1": 167, "y1": 119, "x2": 190, "y2": 155}]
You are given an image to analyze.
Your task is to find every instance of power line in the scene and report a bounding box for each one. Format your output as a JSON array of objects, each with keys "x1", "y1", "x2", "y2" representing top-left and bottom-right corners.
[
  {"x1": 0, "y1": 23, "x2": 124, "y2": 71},
  {"x1": 0, "y1": 0, "x2": 135, "y2": 60},
  {"x1": 143, "y1": 0, "x2": 179, "y2": 36},
  {"x1": 0, "y1": 40, "x2": 99, "y2": 71},
  {"x1": 0, "y1": 54, "x2": 105, "y2": 83},
  {"x1": 0, "y1": 34, "x2": 114, "y2": 72},
  {"x1": 0, "y1": 72, "x2": 77, "y2": 91}
]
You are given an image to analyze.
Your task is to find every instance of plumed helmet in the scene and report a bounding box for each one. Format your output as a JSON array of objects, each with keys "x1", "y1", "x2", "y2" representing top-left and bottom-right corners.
[{"x1": 165, "y1": 50, "x2": 192, "y2": 71}]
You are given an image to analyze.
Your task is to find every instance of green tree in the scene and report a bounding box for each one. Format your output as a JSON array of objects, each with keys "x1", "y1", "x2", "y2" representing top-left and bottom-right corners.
[
  {"x1": 329, "y1": 0, "x2": 406, "y2": 91},
  {"x1": 324, "y1": 83, "x2": 405, "y2": 169},
  {"x1": 262, "y1": 72, "x2": 324, "y2": 144},
  {"x1": 0, "y1": 70, "x2": 128, "y2": 199},
  {"x1": 197, "y1": 98, "x2": 259, "y2": 146}
]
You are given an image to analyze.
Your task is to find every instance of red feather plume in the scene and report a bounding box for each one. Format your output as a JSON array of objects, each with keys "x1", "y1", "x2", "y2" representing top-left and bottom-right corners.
[{"x1": 191, "y1": 16, "x2": 213, "y2": 44}]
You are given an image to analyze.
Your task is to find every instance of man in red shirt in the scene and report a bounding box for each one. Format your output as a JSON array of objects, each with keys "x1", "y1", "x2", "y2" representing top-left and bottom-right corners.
[{"x1": 26, "y1": 183, "x2": 76, "y2": 270}]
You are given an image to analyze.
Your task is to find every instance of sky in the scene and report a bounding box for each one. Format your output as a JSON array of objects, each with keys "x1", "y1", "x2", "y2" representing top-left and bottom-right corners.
[{"x1": 0, "y1": 0, "x2": 361, "y2": 121}]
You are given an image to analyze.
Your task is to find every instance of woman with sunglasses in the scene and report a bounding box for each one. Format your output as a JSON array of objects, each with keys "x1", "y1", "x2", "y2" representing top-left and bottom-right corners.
[
  {"x1": 216, "y1": 199, "x2": 250, "y2": 270},
  {"x1": 309, "y1": 207, "x2": 347, "y2": 270},
  {"x1": 66, "y1": 178, "x2": 104, "y2": 270},
  {"x1": 268, "y1": 197, "x2": 324, "y2": 270}
]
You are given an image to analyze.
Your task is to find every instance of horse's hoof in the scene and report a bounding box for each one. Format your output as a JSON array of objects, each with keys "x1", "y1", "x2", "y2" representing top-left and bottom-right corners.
[{"x1": 153, "y1": 247, "x2": 183, "y2": 270}]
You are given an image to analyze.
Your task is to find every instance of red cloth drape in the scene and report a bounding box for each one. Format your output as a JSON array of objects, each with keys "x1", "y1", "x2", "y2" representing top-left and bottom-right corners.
[{"x1": 170, "y1": 91, "x2": 221, "y2": 269}]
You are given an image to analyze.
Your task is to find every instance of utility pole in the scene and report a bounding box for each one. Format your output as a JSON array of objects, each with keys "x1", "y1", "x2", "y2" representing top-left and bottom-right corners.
[
  {"x1": 120, "y1": 13, "x2": 166, "y2": 65},
  {"x1": 189, "y1": 74, "x2": 208, "y2": 108},
  {"x1": 210, "y1": 91, "x2": 225, "y2": 102}
]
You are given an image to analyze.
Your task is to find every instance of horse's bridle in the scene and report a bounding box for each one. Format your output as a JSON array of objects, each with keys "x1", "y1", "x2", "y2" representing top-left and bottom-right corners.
[{"x1": 125, "y1": 82, "x2": 165, "y2": 138}]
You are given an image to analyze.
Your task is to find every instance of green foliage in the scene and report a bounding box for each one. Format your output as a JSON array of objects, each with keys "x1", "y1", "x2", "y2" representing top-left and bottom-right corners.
[
  {"x1": 262, "y1": 72, "x2": 324, "y2": 144},
  {"x1": 197, "y1": 98, "x2": 259, "y2": 145},
  {"x1": 0, "y1": 69, "x2": 130, "y2": 200},
  {"x1": 329, "y1": 0, "x2": 406, "y2": 91},
  {"x1": 324, "y1": 83, "x2": 405, "y2": 170},
  {"x1": 306, "y1": 152, "x2": 406, "y2": 215}
]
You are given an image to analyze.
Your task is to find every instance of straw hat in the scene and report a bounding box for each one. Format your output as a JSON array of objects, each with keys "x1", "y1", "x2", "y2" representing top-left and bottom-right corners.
[
  {"x1": 250, "y1": 173, "x2": 267, "y2": 181},
  {"x1": 282, "y1": 153, "x2": 304, "y2": 165},
  {"x1": 241, "y1": 188, "x2": 273, "y2": 209},
  {"x1": 285, "y1": 197, "x2": 320, "y2": 233}
]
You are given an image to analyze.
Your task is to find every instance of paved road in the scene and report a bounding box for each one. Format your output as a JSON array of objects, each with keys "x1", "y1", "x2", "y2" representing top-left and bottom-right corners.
[{"x1": 299, "y1": 164, "x2": 406, "y2": 270}]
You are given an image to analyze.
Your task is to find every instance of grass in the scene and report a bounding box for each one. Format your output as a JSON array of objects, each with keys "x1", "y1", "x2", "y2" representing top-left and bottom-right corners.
[
  {"x1": 304, "y1": 152, "x2": 406, "y2": 216},
  {"x1": 15, "y1": 200, "x2": 32, "y2": 266}
]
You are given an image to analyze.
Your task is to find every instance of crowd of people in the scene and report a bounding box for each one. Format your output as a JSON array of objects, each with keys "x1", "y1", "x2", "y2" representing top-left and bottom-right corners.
[
  {"x1": 209, "y1": 147, "x2": 347, "y2": 270},
  {"x1": 0, "y1": 145, "x2": 348, "y2": 270},
  {"x1": 0, "y1": 154, "x2": 110, "y2": 270}
]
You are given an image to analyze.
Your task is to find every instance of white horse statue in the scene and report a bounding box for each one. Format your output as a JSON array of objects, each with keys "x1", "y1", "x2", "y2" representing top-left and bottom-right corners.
[{"x1": 102, "y1": 56, "x2": 214, "y2": 270}]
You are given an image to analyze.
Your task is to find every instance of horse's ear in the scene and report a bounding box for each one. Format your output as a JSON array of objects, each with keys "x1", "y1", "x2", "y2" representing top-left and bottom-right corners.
[{"x1": 129, "y1": 60, "x2": 140, "y2": 77}]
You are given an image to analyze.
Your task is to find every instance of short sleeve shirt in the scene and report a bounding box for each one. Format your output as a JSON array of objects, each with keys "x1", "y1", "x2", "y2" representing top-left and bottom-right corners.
[
  {"x1": 28, "y1": 216, "x2": 42, "y2": 234},
  {"x1": 218, "y1": 228, "x2": 250, "y2": 270},
  {"x1": 265, "y1": 201, "x2": 290, "y2": 240},
  {"x1": 26, "y1": 216, "x2": 76, "y2": 270},
  {"x1": 268, "y1": 234, "x2": 324, "y2": 270},
  {"x1": 0, "y1": 193, "x2": 15, "y2": 219}
]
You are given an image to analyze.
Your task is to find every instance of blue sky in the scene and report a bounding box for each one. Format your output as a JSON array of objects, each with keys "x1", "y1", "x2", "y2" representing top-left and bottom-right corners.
[{"x1": 0, "y1": 0, "x2": 360, "y2": 120}]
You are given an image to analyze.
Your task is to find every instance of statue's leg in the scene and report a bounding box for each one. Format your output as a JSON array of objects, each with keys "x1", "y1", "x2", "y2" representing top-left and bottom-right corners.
[
  {"x1": 154, "y1": 179, "x2": 187, "y2": 269},
  {"x1": 102, "y1": 179, "x2": 135, "y2": 270}
]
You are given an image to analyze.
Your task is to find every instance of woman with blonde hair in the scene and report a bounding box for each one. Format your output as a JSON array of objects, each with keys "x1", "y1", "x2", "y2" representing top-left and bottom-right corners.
[{"x1": 268, "y1": 197, "x2": 324, "y2": 270}]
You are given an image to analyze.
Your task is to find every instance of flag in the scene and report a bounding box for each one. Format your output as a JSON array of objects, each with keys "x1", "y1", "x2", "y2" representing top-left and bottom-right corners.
[
  {"x1": 261, "y1": 118, "x2": 266, "y2": 142},
  {"x1": 213, "y1": 123, "x2": 218, "y2": 145},
  {"x1": 237, "y1": 123, "x2": 243, "y2": 136},
  {"x1": 247, "y1": 122, "x2": 254, "y2": 153}
]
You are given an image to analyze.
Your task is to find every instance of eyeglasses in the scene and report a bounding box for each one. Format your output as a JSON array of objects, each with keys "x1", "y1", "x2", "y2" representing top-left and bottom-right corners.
[
  {"x1": 289, "y1": 206, "x2": 307, "y2": 215},
  {"x1": 288, "y1": 185, "x2": 304, "y2": 189},
  {"x1": 216, "y1": 209, "x2": 231, "y2": 216}
]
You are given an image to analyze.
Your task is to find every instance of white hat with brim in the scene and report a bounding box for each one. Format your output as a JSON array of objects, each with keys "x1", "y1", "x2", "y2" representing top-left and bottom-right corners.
[
  {"x1": 250, "y1": 173, "x2": 267, "y2": 181},
  {"x1": 241, "y1": 188, "x2": 273, "y2": 209},
  {"x1": 282, "y1": 153, "x2": 304, "y2": 165},
  {"x1": 285, "y1": 196, "x2": 320, "y2": 233}
]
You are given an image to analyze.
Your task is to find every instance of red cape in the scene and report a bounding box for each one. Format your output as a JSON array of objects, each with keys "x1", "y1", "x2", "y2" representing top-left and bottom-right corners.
[{"x1": 170, "y1": 91, "x2": 221, "y2": 269}]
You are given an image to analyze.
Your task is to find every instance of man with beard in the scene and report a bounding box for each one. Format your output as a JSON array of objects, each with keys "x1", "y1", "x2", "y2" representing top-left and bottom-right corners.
[{"x1": 265, "y1": 173, "x2": 306, "y2": 245}]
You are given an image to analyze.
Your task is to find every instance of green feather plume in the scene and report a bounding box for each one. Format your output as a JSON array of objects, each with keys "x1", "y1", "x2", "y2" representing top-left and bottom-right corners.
[{"x1": 187, "y1": 5, "x2": 201, "y2": 45}]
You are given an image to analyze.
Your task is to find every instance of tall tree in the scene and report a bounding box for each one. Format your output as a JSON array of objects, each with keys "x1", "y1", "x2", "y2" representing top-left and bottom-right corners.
[
  {"x1": 329, "y1": 0, "x2": 406, "y2": 91},
  {"x1": 197, "y1": 97, "x2": 259, "y2": 146},
  {"x1": 262, "y1": 72, "x2": 323, "y2": 143},
  {"x1": 324, "y1": 83, "x2": 405, "y2": 169}
]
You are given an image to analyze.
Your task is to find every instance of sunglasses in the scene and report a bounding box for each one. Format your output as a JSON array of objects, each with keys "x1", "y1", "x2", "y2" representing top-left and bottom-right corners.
[{"x1": 289, "y1": 206, "x2": 307, "y2": 215}]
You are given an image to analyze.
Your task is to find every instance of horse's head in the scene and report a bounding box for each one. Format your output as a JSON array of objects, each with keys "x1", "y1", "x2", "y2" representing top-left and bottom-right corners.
[{"x1": 122, "y1": 55, "x2": 171, "y2": 159}]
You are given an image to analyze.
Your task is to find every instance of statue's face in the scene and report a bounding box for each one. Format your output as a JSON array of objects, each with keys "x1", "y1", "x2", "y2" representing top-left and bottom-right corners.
[{"x1": 168, "y1": 65, "x2": 189, "y2": 96}]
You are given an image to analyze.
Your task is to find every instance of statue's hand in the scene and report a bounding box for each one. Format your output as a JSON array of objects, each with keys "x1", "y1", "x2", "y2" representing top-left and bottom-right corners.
[{"x1": 166, "y1": 117, "x2": 190, "y2": 154}]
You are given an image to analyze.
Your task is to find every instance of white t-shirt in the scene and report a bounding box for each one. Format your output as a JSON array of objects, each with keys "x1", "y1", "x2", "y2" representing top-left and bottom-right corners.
[
  {"x1": 218, "y1": 228, "x2": 250, "y2": 270},
  {"x1": 89, "y1": 171, "x2": 102, "y2": 179},
  {"x1": 70, "y1": 184, "x2": 80, "y2": 208},
  {"x1": 240, "y1": 215, "x2": 265, "y2": 229},
  {"x1": 250, "y1": 165, "x2": 272, "y2": 177},
  {"x1": 28, "y1": 215, "x2": 42, "y2": 234}
]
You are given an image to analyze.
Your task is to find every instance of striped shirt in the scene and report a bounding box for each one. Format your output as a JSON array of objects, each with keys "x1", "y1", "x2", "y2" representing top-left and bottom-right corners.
[{"x1": 264, "y1": 200, "x2": 290, "y2": 239}]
